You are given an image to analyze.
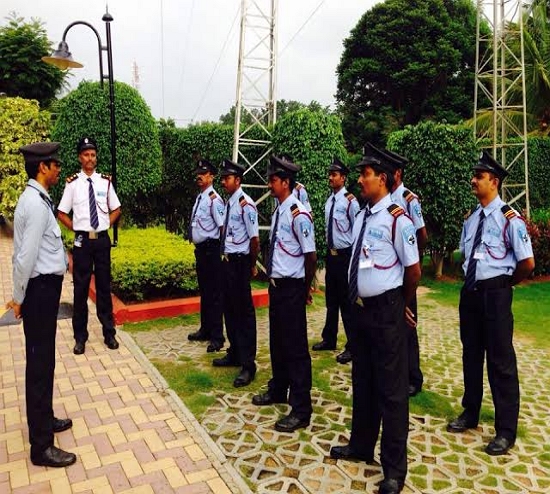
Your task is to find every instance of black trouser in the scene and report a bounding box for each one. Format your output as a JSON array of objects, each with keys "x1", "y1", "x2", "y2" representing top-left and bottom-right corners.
[
  {"x1": 194, "y1": 240, "x2": 224, "y2": 345},
  {"x1": 22, "y1": 274, "x2": 63, "y2": 457},
  {"x1": 349, "y1": 287, "x2": 408, "y2": 482},
  {"x1": 407, "y1": 293, "x2": 423, "y2": 389},
  {"x1": 222, "y1": 254, "x2": 256, "y2": 371},
  {"x1": 459, "y1": 275, "x2": 518, "y2": 441},
  {"x1": 322, "y1": 249, "x2": 353, "y2": 350},
  {"x1": 268, "y1": 278, "x2": 312, "y2": 420},
  {"x1": 72, "y1": 232, "x2": 115, "y2": 342}
]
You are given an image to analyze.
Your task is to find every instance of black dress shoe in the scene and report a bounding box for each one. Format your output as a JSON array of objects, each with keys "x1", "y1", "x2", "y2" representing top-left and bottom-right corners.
[
  {"x1": 53, "y1": 417, "x2": 73, "y2": 433},
  {"x1": 409, "y1": 385, "x2": 421, "y2": 397},
  {"x1": 447, "y1": 413, "x2": 478, "y2": 433},
  {"x1": 330, "y1": 444, "x2": 373, "y2": 463},
  {"x1": 31, "y1": 446, "x2": 77, "y2": 468},
  {"x1": 252, "y1": 392, "x2": 287, "y2": 406},
  {"x1": 73, "y1": 341, "x2": 85, "y2": 355},
  {"x1": 233, "y1": 368, "x2": 255, "y2": 388},
  {"x1": 274, "y1": 414, "x2": 309, "y2": 433},
  {"x1": 188, "y1": 330, "x2": 210, "y2": 341},
  {"x1": 312, "y1": 340, "x2": 336, "y2": 351},
  {"x1": 206, "y1": 341, "x2": 223, "y2": 353},
  {"x1": 485, "y1": 435, "x2": 514, "y2": 456},
  {"x1": 379, "y1": 478, "x2": 404, "y2": 494},
  {"x1": 212, "y1": 354, "x2": 239, "y2": 367},
  {"x1": 104, "y1": 336, "x2": 119, "y2": 350},
  {"x1": 336, "y1": 349, "x2": 352, "y2": 364}
]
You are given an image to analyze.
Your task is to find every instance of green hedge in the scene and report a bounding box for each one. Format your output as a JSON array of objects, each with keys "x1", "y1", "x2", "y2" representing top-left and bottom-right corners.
[
  {"x1": 526, "y1": 209, "x2": 550, "y2": 276},
  {"x1": 110, "y1": 227, "x2": 197, "y2": 302}
]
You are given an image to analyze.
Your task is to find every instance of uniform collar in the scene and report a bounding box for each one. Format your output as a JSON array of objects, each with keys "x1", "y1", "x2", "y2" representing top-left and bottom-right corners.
[
  {"x1": 278, "y1": 193, "x2": 297, "y2": 213},
  {"x1": 369, "y1": 193, "x2": 392, "y2": 215},
  {"x1": 481, "y1": 195, "x2": 503, "y2": 216},
  {"x1": 201, "y1": 185, "x2": 215, "y2": 198},
  {"x1": 393, "y1": 183, "x2": 406, "y2": 196},
  {"x1": 28, "y1": 178, "x2": 49, "y2": 198},
  {"x1": 79, "y1": 170, "x2": 99, "y2": 181},
  {"x1": 229, "y1": 186, "x2": 243, "y2": 205},
  {"x1": 331, "y1": 186, "x2": 347, "y2": 199}
]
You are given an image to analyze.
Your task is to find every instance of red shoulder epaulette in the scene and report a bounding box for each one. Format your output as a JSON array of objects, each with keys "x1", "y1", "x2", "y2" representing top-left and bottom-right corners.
[
  {"x1": 387, "y1": 204, "x2": 405, "y2": 218},
  {"x1": 208, "y1": 191, "x2": 217, "y2": 200},
  {"x1": 345, "y1": 191, "x2": 356, "y2": 201},
  {"x1": 501, "y1": 204, "x2": 518, "y2": 220},
  {"x1": 101, "y1": 173, "x2": 111, "y2": 181},
  {"x1": 290, "y1": 203, "x2": 300, "y2": 218},
  {"x1": 66, "y1": 173, "x2": 78, "y2": 183},
  {"x1": 403, "y1": 189, "x2": 417, "y2": 203},
  {"x1": 239, "y1": 195, "x2": 248, "y2": 208}
]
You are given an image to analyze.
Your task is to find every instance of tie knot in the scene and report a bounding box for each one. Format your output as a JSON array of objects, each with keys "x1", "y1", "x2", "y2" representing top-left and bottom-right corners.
[{"x1": 87, "y1": 178, "x2": 93, "y2": 184}]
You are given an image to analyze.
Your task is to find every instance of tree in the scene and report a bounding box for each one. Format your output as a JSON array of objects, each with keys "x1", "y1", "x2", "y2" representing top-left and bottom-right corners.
[
  {"x1": 336, "y1": 0, "x2": 480, "y2": 150},
  {"x1": 0, "y1": 97, "x2": 51, "y2": 220},
  {"x1": 50, "y1": 81, "x2": 163, "y2": 226},
  {"x1": 0, "y1": 13, "x2": 67, "y2": 108}
]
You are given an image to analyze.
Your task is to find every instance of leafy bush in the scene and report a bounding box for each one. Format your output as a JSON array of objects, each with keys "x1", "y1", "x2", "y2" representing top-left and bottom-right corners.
[
  {"x1": 0, "y1": 97, "x2": 51, "y2": 220},
  {"x1": 526, "y1": 209, "x2": 550, "y2": 276},
  {"x1": 110, "y1": 227, "x2": 197, "y2": 302},
  {"x1": 387, "y1": 122, "x2": 478, "y2": 277},
  {"x1": 272, "y1": 109, "x2": 348, "y2": 262},
  {"x1": 50, "y1": 81, "x2": 163, "y2": 226}
]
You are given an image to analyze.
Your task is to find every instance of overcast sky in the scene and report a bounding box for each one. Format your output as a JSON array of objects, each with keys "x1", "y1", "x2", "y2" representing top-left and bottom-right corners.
[{"x1": 3, "y1": 1, "x2": 379, "y2": 125}]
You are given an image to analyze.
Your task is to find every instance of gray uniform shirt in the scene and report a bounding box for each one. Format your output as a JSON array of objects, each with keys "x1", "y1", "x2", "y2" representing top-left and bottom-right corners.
[{"x1": 12, "y1": 179, "x2": 67, "y2": 304}]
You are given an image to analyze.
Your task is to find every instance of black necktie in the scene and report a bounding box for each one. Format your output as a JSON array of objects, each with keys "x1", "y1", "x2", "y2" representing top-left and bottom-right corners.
[
  {"x1": 464, "y1": 210, "x2": 486, "y2": 290},
  {"x1": 327, "y1": 196, "x2": 336, "y2": 249},
  {"x1": 88, "y1": 178, "x2": 99, "y2": 230},
  {"x1": 348, "y1": 208, "x2": 371, "y2": 303},
  {"x1": 220, "y1": 201, "x2": 231, "y2": 254},
  {"x1": 267, "y1": 209, "x2": 280, "y2": 278},
  {"x1": 188, "y1": 195, "x2": 202, "y2": 242}
]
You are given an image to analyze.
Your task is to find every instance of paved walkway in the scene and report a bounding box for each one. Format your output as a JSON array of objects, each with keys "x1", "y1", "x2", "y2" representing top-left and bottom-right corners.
[{"x1": 0, "y1": 226, "x2": 247, "y2": 494}]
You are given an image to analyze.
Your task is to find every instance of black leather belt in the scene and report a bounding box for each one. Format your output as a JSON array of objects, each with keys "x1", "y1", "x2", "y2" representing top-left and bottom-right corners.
[
  {"x1": 195, "y1": 238, "x2": 220, "y2": 249},
  {"x1": 269, "y1": 277, "x2": 304, "y2": 288},
  {"x1": 75, "y1": 230, "x2": 108, "y2": 240},
  {"x1": 222, "y1": 253, "x2": 249, "y2": 261},
  {"x1": 469, "y1": 275, "x2": 512, "y2": 292},
  {"x1": 355, "y1": 286, "x2": 402, "y2": 307}
]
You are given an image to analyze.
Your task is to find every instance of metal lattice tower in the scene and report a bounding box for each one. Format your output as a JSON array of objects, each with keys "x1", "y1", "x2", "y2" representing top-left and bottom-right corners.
[
  {"x1": 233, "y1": 0, "x2": 278, "y2": 221},
  {"x1": 474, "y1": 0, "x2": 530, "y2": 216}
]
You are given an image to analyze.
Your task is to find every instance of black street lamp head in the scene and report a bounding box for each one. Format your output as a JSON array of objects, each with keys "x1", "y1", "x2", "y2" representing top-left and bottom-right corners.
[{"x1": 42, "y1": 40, "x2": 84, "y2": 70}]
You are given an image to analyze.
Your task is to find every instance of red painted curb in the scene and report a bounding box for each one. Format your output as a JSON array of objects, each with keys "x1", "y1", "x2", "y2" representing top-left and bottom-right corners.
[{"x1": 88, "y1": 277, "x2": 269, "y2": 325}]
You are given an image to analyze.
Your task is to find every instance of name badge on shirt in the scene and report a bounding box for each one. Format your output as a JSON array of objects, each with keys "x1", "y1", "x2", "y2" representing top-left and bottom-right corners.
[
  {"x1": 192, "y1": 221, "x2": 197, "y2": 227},
  {"x1": 360, "y1": 259, "x2": 374, "y2": 269},
  {"x1": 226, "y1": 236, "x2": 233, "y2": 243},
  {"x1": 474, "y1": 251, "x2": 485, "y2": 260}
]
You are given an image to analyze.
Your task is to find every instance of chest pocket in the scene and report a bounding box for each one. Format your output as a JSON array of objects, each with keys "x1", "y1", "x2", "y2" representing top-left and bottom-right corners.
[
  {"x1": 364, "y1": 232, "x2": 398, "y2": 270},
  {"x1": 276, "y1": 220, "x2": 302, "y2": 257},
  {"x1": 43, "y1": 222, "x2": 63, "y2": 253},
  {"x1": 333, "y1": 206, "x2": 352, "y2": 233},
  {"x1": 483, "y1": 234, "x2": 508, "y2": 260}
]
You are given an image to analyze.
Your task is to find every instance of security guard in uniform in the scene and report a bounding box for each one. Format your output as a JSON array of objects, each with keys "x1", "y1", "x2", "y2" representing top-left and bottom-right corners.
[
  {"x1": 447, "y1": 151, "x2": 534, "y2": 456},
  {"x1": 386, "y1": 148, "x2": 428, "y2": 397},
  {"x1": 58, "y1": 137, "x2": 121, "y2": 355},
  {"x1": 7, "y1": 142, "x2": 76, "y2": 468},
  {"x1": 312, "y1": 157, "x2": 359, "y2": 364},
  {"x1": 213, "y1": 159, "x2": 259, "y2": 388},
  {"x1": 187, "y1": 159, "x2": 225, "y2": 352},
  {"x1": 330, "y1": 143, "x2": 421, "y2": 494},
  {"x1": 293, "y1": 181, "x2": 312, "y2": 214},
  {"x1": 252, "y1": 155, "x2": 317, "y2": 433}
]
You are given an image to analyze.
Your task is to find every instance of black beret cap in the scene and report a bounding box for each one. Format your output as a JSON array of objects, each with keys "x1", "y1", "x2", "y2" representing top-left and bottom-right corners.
[
  {"x1": 268, "y1": 155, "x2": 301, "y2": 177},
  {"x1": 19, "y1": 142, "x2": 61, "y2": 164},
  {"x1": 328, "y1": 156, "x2": 350, "y2": 175},
  {"x1": 77, "y1": 136, "x2": 97, "y2": 154},
  {"x1": 220, "y1": 159, "x2": 245, "y2": 177},
  {"x1": 194, "y1": 159, "x2": 217, "y2": 175},
  {"x1": 357, "y1": 142, "x2": 396, "y2": 174},
  {"x1": 474, "y1": 150, "x2": 508, "y2": 181}
]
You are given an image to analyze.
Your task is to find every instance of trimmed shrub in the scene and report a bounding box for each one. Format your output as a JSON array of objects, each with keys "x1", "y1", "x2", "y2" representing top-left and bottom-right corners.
[
  {"x1": 0, "y1": 97, "x2": 51, "y2": 220},
  {"x1": 50, "y1": 81, "x2": 162, "y2": 226},
  {"x1": 526, "y1": 209, "x2": 550, "y2": 276},
  {"x1": 387, "y1": 122, "x2": 478, "y2": 277},
  {"x1": 110, "y1": 227, "x2": 197, "y2": 302}
]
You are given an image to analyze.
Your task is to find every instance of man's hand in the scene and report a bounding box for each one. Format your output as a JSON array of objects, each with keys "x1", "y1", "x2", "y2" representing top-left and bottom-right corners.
[
  {"x1": 6, "y1": 300, "x2": 22, "y2": 319},
  {"x1": 405, "y1": 306, "x2": 416, "y2": 328},
  {"x1": 251, "y1": 265, "x2": 258, "y2": 278}
]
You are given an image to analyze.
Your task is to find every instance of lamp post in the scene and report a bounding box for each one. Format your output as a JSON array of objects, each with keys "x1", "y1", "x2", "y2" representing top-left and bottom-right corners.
[{"x1": 43, "y1": 9, "x2": 118, "y2": 245}]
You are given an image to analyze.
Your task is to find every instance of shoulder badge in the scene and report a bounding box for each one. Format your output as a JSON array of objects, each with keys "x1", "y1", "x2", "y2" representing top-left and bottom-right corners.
[
  {"x1": 239, "y1": 194, "x2": 248, "y2": 208},
  {"x1": 501, "y1": 204, "x2": 518, "y2": 220},
  {"x1": 295, "y1": 183, "x2": 303, "y2": 190},
  {"x1": 208, "y1": 191, "x2": 217, "y2": 201},
  {"x1": 344, "y1": 191, "x2": 356, "y2": 201},
  {"x1": 66, "y1": 173, "x2": 79, "y2": 183},
  {"x1": 100, "y1": 173, "x2": 111, "y2": 181},
  {"x1": 290, "y1": 203, "x2": 300, "y2": 218},
  {"x1": 403, "y1": 189, "x2": 417, "y2": 203},
  {"x1": 387, "y1": 204, "x2": 405, "y2": 218}
]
